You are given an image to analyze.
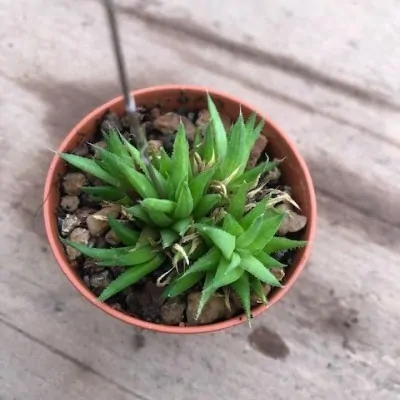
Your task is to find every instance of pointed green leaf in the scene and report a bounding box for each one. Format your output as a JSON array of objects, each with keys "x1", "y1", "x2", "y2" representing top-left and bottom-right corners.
[
  {"x1": 173, "y1": 180, "x2": 194, "y2": 219},
  {"x1": 98, "y1": 254, "x2": 165, "y2": 301},
  {"x1": 146, "y1": 165, "x2": 169, "y2": 198},
  {"x1": 123, "y1": 128, "x2": 170, "y2": 197},
  {"x1": 160, "y1": 229, "x2": 179, "y2": 248},
  {"x1": 61, "y1": 238, "x2": 133, "y2": 260},
  {"x1": 240, "y1": 198, "x2": 268, "y2": 229},
  {"x1": 81, "y1": 186, "x2": 126, "y2": 202},
  {"x1": 236, "y1": 214, "x2": 265, "y2": 249},
  {"x1": 172, "y1": 218, "x2": 192, "y2": 236},
  {"x1": 189, "y1": 151, "x2": 199, "y2": 177},
  {"x1": 119, "y1": 133, "x2": 146, "y2": 172},
  {"x1": 207, "y1": 94, "x2": 228, "y2": 160},
  {"x1": 199, "y1": 123, "x2": 215, "y2": 164},
  {"x1": 242, "y1": 113, "x2": 264, "y2": 168},
  {"x1": 222, "y1": 213, "x2": 245, "y2": 237},
  {"x1": 58, "y1": 152, "x2": 118, "y2": 187},
  {"x1": 211, "y1": 257, "x2": 244, "y2": 290},
  {"x1": 97, "y1": 244, "x2": 157, "y2": 266},
  {"x1": 231, "y1": 272, "x2": 251, "y2": 324},
  {"x1": 193, "y1": 128, "x2": 202, "y2": 149},
  {"x1": 238, "y1": 251, "x2": 282, "y2": 287},
  {"x1": 103, "y1": 130, "x2": 131, "y2": 163},
  {"x1": 107, "y1": 216, "x2": 139, "y2": 246},
  {"x1": 254, "y1": 251, "x2": 285, "y2": 268},
  {"x1": 92, "y1": 145, "x2": 158, "y2": 199},
  {"x1": 195, "y1": 224, "x2": 236, "y2": 260},
  {"x1": 195, "y1": 270, "x2": 217, "y2": 320},
  {"x1": 189, "y1": 167, "x2": 215, "y2": 208},
  {"x1": 181, "y1": 246, "x2": 220, "y2": 276},
  {"x1": 249, "y1": 275, "x2": 267, "y2": 304},
  {"x1": 136, "y1": 226, "x2": 159, "y2": 247},
  {"x1": 90, "y1": 144, "x2": 132, "y2": 187},
  {"x1": 223, "y1": 252, "x2": 241, "y2": 275},
  {"x1": 163, "y1": 271, "x2": 205, "y2": 299},
  {"x1": 159, "y1": 148, "x2": 172, "y2": 177},
  {"x1": 245, "y1": 111, "x2": 257, "y2": 133},
  {"x1": 263, "y1": 237, "x2": 308, "y2": 254},
  {"x1": 193, "y1": 194, "x2": 221, "y2": 219},
  {"x1": 141, "y1": 198, "x2": 176, "y2": 214},
  {"x1": 247, "y1": 212, "x2": 286, "y2": 252},
  {"x1": 228, "y1": 160, "x2": 279, "y2": 190},
  {"x1": 170, "y1": 123, "x2": 190, "y2": 191},
  {"x1": 214, "y1": 112, "x2": 245, "y2": 181},
  {"x1": 227, "y1": 185, "x2": 247, "y2": 220},
  {"x1": 150, "y1": 152, "x2": 161, "y2": 170},
  {"x1": 244, "y1": 113, "x2": 264, "y2": 149},
  {"x1": 125, "y1": 205, "x2": 153, "y2": 225},
  {"x1": 147, "y1": 209, "x2": 173, "y2": 228}
]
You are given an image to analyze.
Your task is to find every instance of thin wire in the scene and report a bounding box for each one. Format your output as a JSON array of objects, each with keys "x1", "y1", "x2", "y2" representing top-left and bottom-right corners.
[
  {"x1": 103, "y1": 0, "x2": 135, "y2": 112},
  {"x1": 102, "y1": 0, "x2": 165, "y2": 198}
]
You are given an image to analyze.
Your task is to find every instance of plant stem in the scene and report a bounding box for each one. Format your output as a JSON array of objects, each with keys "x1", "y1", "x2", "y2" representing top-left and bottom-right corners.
[{"x1": 102, "y1": 0, "x2": 165, "y2": 198}]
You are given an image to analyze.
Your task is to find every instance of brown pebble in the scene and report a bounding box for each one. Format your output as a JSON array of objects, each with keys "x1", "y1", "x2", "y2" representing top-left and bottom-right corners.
[
  {"x1": 105, "y1": 229, "x2": 120, "y2": 246},
  {"x1": 153, "y1": 112, "x2": 196, "y2": 141},
  {"x1": 61, "y1": 214, "x2": 80, "y2": 236},
  {"x1": 72, "y1": 142, "x2": 89, "y2": 157},
  {"x1": 65, "y1": 227, "x2": 90, "y2": 261},
  {"x1": 271, "y1": 268, "x2": 285, "y2": 281},
  {"x1": 247, "y1": 136, "x2": 268, "y2": 168},
  {"x1": 161, "y1": 298, "x2": 186, "y2": 325},
  {"x1": 60, "y1": 195, "x2": 80, "y2": 212},
  {"x1": 87, "y1": 204, "x2": 121, "y2": 237},
  {"x1": 90, "y1": 270, "x2": 112, "y2": 290},
  {"x1": 186, "y1": 292, "x2": 226, "y2": 325},
  {"x1": 277, "y1": 211, "x2": 307, "y2": 235},
  {"x1": 62, "y1": 173, "x2": 88, "y2": 195}
]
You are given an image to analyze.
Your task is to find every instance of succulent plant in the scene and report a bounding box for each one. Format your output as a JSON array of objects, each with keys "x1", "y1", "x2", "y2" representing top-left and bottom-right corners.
[{"x1": 60, "y1": 94, "x2": 308, "y2": 325}]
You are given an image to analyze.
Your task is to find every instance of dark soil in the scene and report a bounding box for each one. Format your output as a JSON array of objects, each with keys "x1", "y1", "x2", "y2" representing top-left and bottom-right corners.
[{"x1": 57, "y1": 104, "x2": 307, "y2": 326}]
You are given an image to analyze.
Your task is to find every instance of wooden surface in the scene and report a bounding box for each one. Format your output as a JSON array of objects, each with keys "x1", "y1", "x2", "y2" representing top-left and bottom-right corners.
[{"x1": 0, "y1": 0, "x2": 399, "y2": 399}]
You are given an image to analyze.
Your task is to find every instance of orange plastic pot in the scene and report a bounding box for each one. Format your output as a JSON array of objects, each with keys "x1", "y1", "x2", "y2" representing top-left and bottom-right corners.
[{"x1": 44, "y1": 85, "x2": 317, "y2": 334}]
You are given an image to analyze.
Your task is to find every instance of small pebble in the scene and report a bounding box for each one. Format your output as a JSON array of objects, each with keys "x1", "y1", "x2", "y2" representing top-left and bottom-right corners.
[
  {"x1": 247, "y1": 135, "x2": 268, "y2": 168},
  {"x1": 62, "y1": 172, "x2": 87, "y2": 195},
  {"x1": 271, "y1": 268, "x2": 285, "y2": 281},
  {"x1": 186, "y1": 292, "x2": 226, "y2": 325},
  {"x1": 61, "y1": 214, "x2": 80, "y2": 236},
  {"x1": 161, "y1": 298, "x2": 186, "y2": 325},
  {"x1": 60, "y1": 195, "x2": 80, "y2": 212},
  {"x1": 277, "y1": 210, "x2": 308, "y2": 235},
  {"x1": 87, "y1": 204, "x2": 121, "y2": 237},
  {"x1": 90, "y1": 270, "x2": 112, "y2": 290},
  {"x1": 105, "y1": 229, "x2": 120, "y2": 246},
  {"x1": 72, "y1": 142, "x2": 89, "y2": 157},
  {"x1": 153, "y1": 112, "x2": 196, "y2": 141},
  {"x1": 65, "y1": 227, "x2": 90, "y2": 261}
]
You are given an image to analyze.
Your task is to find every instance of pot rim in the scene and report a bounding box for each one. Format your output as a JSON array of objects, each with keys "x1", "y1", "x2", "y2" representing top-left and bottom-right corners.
[{"x1": 44, "y1": 84, "x2": 317, "y2": 334}]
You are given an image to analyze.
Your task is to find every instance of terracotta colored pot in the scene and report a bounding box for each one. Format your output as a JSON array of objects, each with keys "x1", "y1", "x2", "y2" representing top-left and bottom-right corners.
[{"x1": 44, "y1": 85, "x2": 317, "y2": 334}]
